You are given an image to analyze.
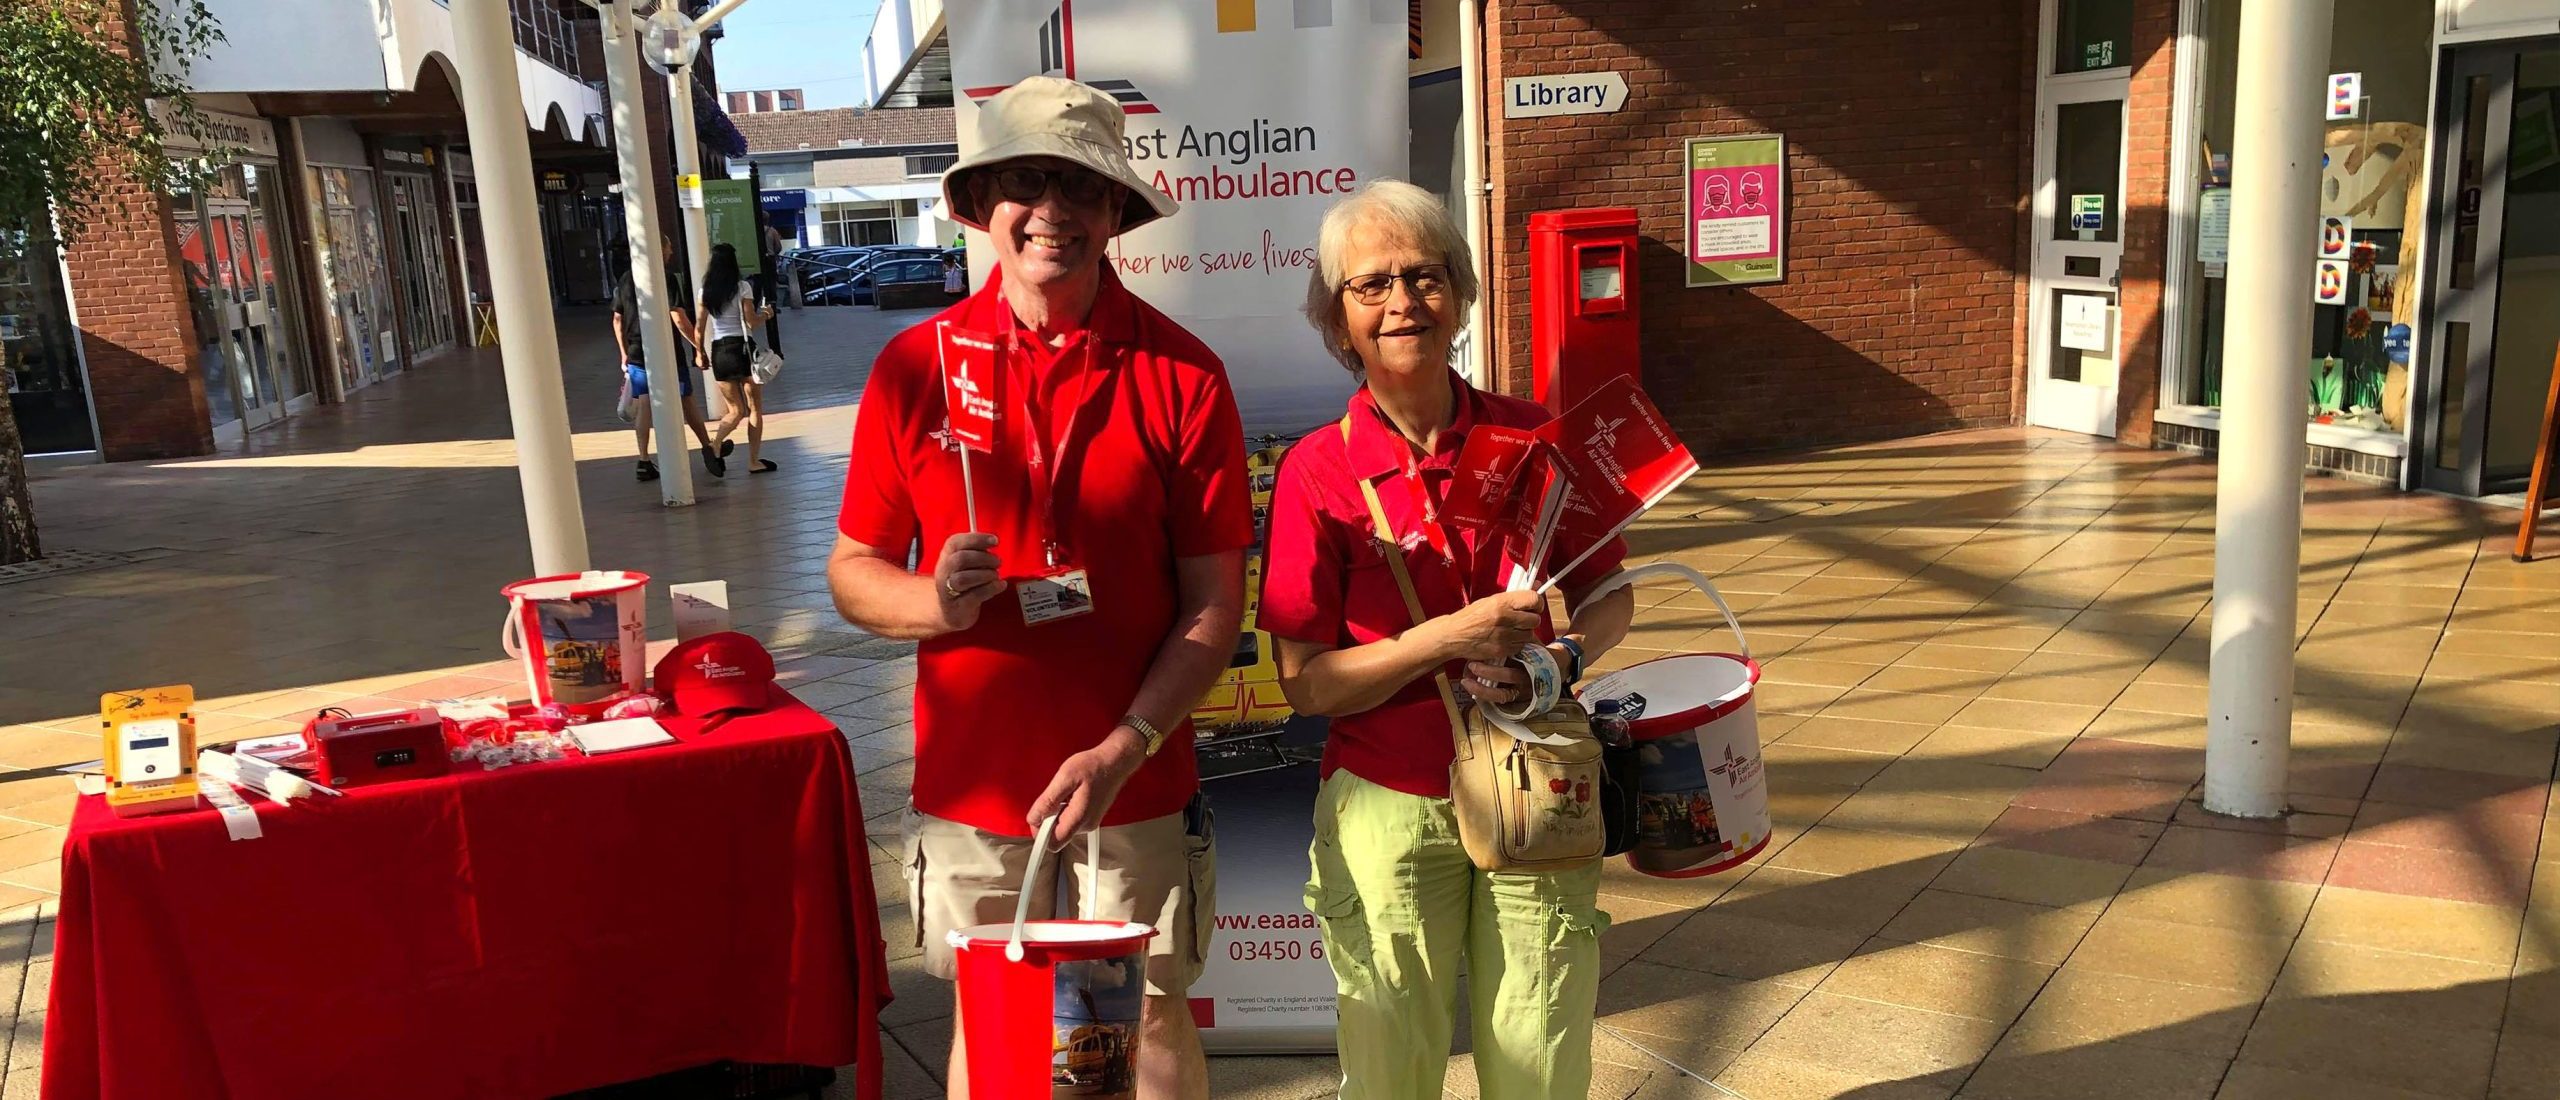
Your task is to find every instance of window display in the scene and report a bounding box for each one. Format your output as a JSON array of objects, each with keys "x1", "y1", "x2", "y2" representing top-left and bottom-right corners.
[
  {"x1": 2174, "y1": 0, "x2": 2433, "y2": 436},
  {"x1": 0, "y1": 217, "x2": 92, "y2": 455}
]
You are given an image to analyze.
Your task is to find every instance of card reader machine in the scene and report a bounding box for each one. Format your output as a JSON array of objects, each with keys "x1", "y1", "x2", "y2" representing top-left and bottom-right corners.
[{"x1": 101, "y1": 686, "x2": 203, "y2": 817}]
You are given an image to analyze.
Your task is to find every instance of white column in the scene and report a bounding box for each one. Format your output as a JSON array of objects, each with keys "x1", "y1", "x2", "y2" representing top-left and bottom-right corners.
[
  {"x1": 449, "y1": 0, "x2": 590, "y2": 573},
  {"x1": 665, "y1": 64, "x2": 725, "y2": 421},
  {"x1": 600, "y1": 0, "x2": 695, "y2": 505},
  {"x1": 2205, "y1": 0, "x2": 2331, "y2": 818}
]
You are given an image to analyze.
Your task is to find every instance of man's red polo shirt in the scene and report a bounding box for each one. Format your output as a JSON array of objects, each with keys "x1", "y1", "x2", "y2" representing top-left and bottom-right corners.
[
  {"x1": 838, "y1": 268, "x2": 1253, "y2": 836},
  {"x1": 1257, "y1": 373, "x2": 1627, "y2": 799}
]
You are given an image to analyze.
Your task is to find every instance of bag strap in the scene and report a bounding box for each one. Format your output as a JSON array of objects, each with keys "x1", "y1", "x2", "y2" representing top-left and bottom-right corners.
[{"x1": 1340, "y1": 416, "x2": 1473, "y2": 762}]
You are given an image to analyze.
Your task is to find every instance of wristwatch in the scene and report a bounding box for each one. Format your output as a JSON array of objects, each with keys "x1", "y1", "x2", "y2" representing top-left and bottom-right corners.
[
  {"x1": 1119, "y1": 714, "x2": 1168, "y2": 757},
  {"x1": 1554, "y1": 636, "x2": 1586, "y2": 684}
]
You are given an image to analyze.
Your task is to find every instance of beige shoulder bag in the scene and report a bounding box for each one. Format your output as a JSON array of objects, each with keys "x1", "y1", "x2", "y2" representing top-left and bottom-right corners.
[{"x1": 1339, "y1": 417, "x2": 1604, "y2": 874}]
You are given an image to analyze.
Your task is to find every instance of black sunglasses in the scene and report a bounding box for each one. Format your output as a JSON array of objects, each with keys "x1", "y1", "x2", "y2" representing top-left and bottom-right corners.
[
  {"x1": 987, "y1": 165, "x2": 1119, "y2": 207},
  {"x1": 1340, "y1": 263, "x2": 1452, "y2": 306}
]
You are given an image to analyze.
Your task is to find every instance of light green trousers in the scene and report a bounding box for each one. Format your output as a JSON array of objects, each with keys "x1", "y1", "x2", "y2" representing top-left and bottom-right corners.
[{"x1": 1304, "y1": 770, "x2": 1607, "y2": 1100}]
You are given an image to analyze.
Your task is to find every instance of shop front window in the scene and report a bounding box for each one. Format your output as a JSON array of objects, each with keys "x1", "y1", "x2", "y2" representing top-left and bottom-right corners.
[
  {"x1": 1, "y1": 217, "x2": 93, "y2": 455},
  {"x1": 2175, "y1": 0, "x2": 2433, "y2": 435}
]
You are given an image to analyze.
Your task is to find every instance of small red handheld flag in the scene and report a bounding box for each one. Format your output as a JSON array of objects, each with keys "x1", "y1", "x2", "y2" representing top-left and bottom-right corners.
[
  {"x1": 1531, "y1": 376, "x2": 1700, "y2": 591},
  {"x1": 937, "y1": 322, "x2": 1003, "y2": 455}
]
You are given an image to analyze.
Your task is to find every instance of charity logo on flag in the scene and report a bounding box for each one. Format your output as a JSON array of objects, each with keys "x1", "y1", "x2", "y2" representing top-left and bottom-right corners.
[
  {"x1": 938, "y1": 323, "x2": 1004, "y2": 454},
  {"x1": 1441, "y1": 425, "x2": 1539, "y2": 531},
  {"x1": 1534, "y1": 376, "x2": 1700, "y2": 546}
]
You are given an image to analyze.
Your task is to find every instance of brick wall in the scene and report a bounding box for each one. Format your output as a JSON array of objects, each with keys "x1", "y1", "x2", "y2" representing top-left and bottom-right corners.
[
  {"x1": 2113, "y1": 0, "x2": 2179, "y2": 446},
  {"x1": 1487, "y1": 0, "x2": 2034, "y2": 454},
  {"x1": 62, "y1": 0, "x2": 213, "y2": 461}
]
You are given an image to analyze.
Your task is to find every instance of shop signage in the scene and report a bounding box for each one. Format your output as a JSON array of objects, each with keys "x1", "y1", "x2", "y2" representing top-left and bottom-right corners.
[
  {"x1": 1501, "y1": 72, "x2": 1628, "y2": 119},
  {"x1": 2328, "y1": 72, "x2": 2362, "y2": 120},
  {"x1": 2318, "y1": 215, "x2": 2353, "y2": 258},
  {"x1": 2058, "y1": 293, "x2": 2110, "y2": 353},
  {"x1": 702, "y1": 179, "x2": 762, "y2": 275},
  {"x1": 539, "y1": 170, "x2": 574, "y2": 193},
  {"x1": 146, "y1": 100, "x2": 278, "y2": 160},
  {"x1": 1685, "y1": 133, "x2": 1786, "y2": 288}
]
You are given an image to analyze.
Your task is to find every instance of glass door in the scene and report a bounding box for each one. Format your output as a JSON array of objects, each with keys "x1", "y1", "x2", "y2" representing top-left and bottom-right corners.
[
  {"x1": 208, "y1": 201, "x2": 287, "y2": 429},
  {"x1": 2422, "y1": 42, "x2": 2560, "y2": 495},
  {"x1": 2025, "y1": 0, "x2": 2132, "y2": 438},
  {"x1": 242, "y1": 163, "x2": 314, "y2": 409}
]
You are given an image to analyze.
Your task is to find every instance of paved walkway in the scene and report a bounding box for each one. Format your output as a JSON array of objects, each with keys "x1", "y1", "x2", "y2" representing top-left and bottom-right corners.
[{"x1": 8, "y1": 301, "x2": 2560, "y2": 1099}]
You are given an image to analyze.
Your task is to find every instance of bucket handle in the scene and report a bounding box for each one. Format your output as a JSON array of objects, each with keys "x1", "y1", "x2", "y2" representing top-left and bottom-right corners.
[
  {"x1": 500, "y1": 596, "x2": 527, "y2": 660},
  {"x1": 1006, "y1": 814, "x2": 1100, "y2": 961},
  {"x1": 1572, "y1": 561, "x2": 1750, "y2": 660}
]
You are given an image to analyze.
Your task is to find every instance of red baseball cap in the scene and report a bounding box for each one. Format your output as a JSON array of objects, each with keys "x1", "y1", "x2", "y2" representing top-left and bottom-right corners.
[{"x1": 652, "y1": 632, "x2": 778, "y2": 719}]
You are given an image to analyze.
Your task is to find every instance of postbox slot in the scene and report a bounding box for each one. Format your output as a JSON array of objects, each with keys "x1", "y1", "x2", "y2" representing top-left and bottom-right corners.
[{"x1": 1575, "y1": 243, "x2": 1627, "y2": 314}]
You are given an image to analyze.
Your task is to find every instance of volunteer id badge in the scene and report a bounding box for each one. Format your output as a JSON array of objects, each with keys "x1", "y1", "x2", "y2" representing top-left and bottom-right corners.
[{"x1": 1018, "y1": 568, "x2": 1094, "y2": 625}]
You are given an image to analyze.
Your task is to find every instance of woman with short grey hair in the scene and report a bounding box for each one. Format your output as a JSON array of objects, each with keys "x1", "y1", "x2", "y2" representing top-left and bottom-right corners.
[{"x1": 1257, "y1": 179, "x2": 1635, "y2": 1099}]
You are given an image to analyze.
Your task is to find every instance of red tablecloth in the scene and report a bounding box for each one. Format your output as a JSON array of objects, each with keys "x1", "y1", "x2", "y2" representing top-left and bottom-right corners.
[{"x1": 41, "y1": 695, "x2": 890, "y2": 1100}]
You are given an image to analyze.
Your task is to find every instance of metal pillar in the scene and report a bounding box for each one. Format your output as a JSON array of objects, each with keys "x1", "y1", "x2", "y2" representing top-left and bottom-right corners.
[
  {"x1": 449, "y1": 0, "x2": 591, "y2": 572},
  {"x1": 2204, "y1": 0, "x2": 2332, "y2": 817},
  {"x1": 600, "y1": 0, "x2": 695, "y2": 506}
]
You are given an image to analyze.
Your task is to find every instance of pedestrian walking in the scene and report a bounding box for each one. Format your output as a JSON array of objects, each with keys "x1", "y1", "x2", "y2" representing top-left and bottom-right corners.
[
  {"x1": 942, "y1": 253, "x2": 966, "y2": 297},
  {"x1": 612, "y1": 241, "x2": 723, "y2": 481},
  {"x1": 698, "y1": 243, "x2": 779, "y2": 474},
  {"x1": 826, "y1": 76, "x2": 1248, "y2": 1100},
  {"x1": 1259, "y1": 180, "x2": 1637, "y2": 1099}
]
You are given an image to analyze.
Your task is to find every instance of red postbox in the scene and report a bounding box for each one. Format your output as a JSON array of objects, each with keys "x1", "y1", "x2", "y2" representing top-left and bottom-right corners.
[{"x1": 1529, "y1": 208, "x2": 1641, "y2": 414}]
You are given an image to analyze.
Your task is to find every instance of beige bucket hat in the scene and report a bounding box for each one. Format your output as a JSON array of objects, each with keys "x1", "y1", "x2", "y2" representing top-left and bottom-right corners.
[{"x1": 940, "y1": 75, "x2": 1179, "y2": 235}]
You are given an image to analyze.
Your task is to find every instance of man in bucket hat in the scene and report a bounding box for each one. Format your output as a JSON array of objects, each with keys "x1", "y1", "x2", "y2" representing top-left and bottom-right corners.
[{"x1": 828, "y1": 76, "x2": 1250, "y2": 1098}]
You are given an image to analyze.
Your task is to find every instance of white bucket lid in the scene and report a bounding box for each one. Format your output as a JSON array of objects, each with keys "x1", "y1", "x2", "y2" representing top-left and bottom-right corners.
[
  {"x1": 946, "y1": 920, "x2": 1155, "y2": 949},
  {"x1": 509, "y1": 570, "x2": 646, "y2": 601}
]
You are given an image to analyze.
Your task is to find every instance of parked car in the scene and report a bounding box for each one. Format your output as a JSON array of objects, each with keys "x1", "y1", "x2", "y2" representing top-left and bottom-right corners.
[{"x1": 808, "y1": 258, "x2": 948, "y2": 306}]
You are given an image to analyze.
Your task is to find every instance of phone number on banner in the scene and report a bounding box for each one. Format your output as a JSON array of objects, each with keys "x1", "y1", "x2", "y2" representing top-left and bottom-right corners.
[{"x1": 1226, "y1": 937, "x2": 1325, "y2": 963}]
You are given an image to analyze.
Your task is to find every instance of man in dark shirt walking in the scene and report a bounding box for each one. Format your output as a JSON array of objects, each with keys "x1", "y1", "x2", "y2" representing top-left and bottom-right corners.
[{"x1": 613, "y1": 234, "x2": 724, "y2": 481}]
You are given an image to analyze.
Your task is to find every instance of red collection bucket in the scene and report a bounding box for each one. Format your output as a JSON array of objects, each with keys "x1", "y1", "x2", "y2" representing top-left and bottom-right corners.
[
  {"x1": 1577, "y1": 563, "x2": 1773, "y2": 879},
  {"x1": 498, "y1": 571, "x2": 650, "y2": 716},
  {"x1": 948, "y1": 819, "x2": 1156, "y2": 1098}
]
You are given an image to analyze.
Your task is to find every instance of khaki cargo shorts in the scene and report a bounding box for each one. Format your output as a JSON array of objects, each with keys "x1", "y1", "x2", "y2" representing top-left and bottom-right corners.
[{"x1": 903, "y1": 794, "x2": 1216, "y2": 997}]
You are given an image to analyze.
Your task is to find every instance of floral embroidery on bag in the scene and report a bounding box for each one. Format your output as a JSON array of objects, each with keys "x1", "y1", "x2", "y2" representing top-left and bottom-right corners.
[{"x1": 1544, "y1": 775, "x2": 1593, "y2": 824}]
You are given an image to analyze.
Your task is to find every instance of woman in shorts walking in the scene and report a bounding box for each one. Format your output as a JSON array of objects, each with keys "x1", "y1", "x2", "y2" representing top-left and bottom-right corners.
[{"x1": 699, "y1": 243, "x2": 779, "y2": 473}]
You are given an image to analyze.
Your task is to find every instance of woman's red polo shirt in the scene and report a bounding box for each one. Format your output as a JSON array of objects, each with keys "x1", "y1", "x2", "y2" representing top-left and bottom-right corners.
[{"x1": 1257, "y1": 373, "x2": 1627, "y2": 799}]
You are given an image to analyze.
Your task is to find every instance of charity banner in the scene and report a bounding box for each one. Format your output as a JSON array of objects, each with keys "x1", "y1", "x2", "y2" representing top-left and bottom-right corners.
[
  {"x1": 947, "y1": 0, "x2": 1408, "y2": 437},
  {"x1": 1685, "y1": 134, "x2": 1786, "y2": 288}
]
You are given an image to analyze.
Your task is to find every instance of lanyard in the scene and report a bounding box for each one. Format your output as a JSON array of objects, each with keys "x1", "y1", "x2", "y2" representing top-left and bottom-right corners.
[{"x1": 1012, "y1": 329, "x2": 1106, "y2": 568}]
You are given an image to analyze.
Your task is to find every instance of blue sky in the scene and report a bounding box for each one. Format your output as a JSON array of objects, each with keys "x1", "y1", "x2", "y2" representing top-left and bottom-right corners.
[{"x1": 712, "y1": 0, "x2": 883, "y2": 111}]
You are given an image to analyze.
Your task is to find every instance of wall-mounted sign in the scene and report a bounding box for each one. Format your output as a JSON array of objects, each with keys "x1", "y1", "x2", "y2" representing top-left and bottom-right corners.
[
  {"x1": 2314, "y1": 258, "x2": 2350, "y2": 304},
  {"x1": 1685, "y1": 133, "x2": 1785, "y2": 288},
  {"x1": 676, "y1": 172, "x2": 704, "y2": 209},
  {"x1": 2328, "y1": 72, "x2": 2362, "y2": 120},
  {"x1": 1502, "y1": 72, "x2": 1628, "y2": 119}
]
